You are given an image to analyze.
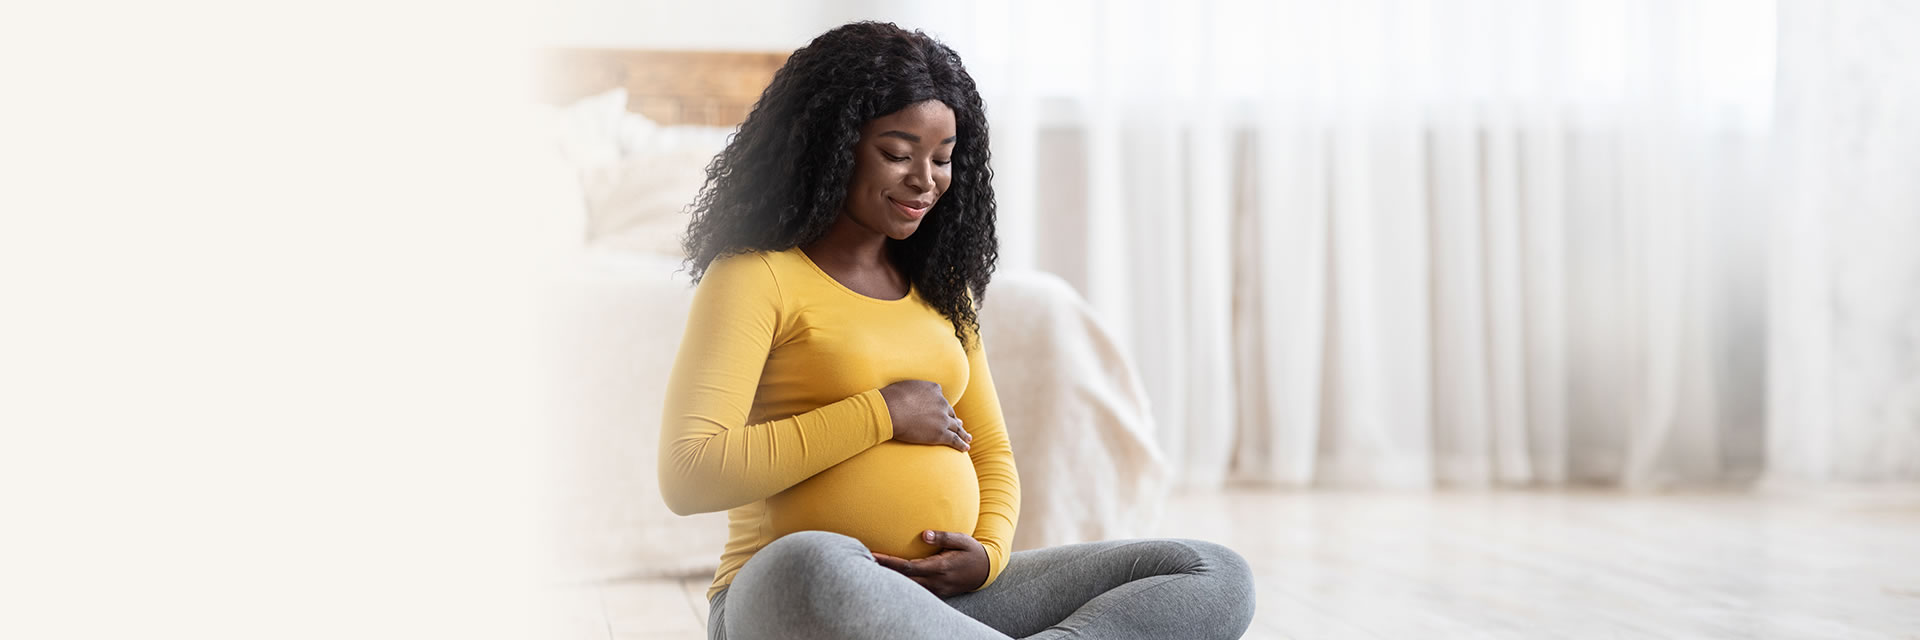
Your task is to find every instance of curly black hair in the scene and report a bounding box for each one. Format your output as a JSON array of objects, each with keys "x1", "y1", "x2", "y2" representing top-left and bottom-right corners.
[{"x1": 680, "y1": 21, "x2": 997, "y2": 347}]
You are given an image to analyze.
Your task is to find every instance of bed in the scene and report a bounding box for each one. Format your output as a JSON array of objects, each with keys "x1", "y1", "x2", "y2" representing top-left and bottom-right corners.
[{"x1": 526, "y1": 48, "x2": 1172, "y2": 593}]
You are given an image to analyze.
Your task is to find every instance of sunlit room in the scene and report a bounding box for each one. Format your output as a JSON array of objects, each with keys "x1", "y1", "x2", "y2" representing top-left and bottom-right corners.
[
  {"x1": 5, "y1": 0, "x2": 1916, "y2": 639},
  {"x1": 519, "y1": 1, "x2": 1920, "y2": 638}
]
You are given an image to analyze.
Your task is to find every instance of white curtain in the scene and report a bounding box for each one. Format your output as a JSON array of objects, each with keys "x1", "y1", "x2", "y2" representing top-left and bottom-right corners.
[
  {"x1": 1768, "y1": 0, "x2": 1920, "y2": 483},
  {"x1": 851, "y1": 0, "x2": 1918, "y2": 488}
]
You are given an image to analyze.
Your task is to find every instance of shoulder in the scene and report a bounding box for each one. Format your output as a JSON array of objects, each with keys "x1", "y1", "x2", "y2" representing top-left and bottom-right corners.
[
  {"x1": 709, "y1": 247, "x2": 815, "y2": 277},
  {"x1": 697, "y1": 251, "x2": 784, "y2": 301},
  {"x1": 704, "y1": 250, "x2": 777, "y2": 283},
  {"x1": 701, "y1": 249, "x2": 825, "y2": 304},
  {"x1": 753, "y1": 247, "x2": 814, "y2": 277}
]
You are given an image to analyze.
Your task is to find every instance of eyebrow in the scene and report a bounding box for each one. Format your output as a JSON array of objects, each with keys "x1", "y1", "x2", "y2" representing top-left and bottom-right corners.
[{"x1": 878, "y1": 130, "x2": 958, "y2": 145}]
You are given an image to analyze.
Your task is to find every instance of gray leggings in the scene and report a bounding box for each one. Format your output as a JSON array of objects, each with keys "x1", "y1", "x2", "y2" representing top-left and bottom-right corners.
[{"x1": 707, "y1": 531, "x2": 1256, "y2": 639}]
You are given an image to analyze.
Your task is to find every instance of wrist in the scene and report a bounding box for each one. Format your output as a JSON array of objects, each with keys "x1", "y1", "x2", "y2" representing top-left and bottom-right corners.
[{"x1": 872, "y1": 387, "x2": 898, "y2": 441}]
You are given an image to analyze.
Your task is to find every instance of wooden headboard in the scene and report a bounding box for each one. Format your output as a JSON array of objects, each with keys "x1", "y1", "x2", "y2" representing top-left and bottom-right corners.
[{"x1": 540, "y1": 48, "x2": 789, "y2": 127}]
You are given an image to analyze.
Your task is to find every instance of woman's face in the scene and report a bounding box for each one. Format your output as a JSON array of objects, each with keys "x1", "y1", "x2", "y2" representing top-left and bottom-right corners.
[{"x1": 840, "y1": 100, "x2": 957, "y2": 240}]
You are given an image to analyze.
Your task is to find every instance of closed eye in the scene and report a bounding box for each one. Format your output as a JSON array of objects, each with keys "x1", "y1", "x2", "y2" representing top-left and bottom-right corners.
[{"x1": 881, "y1": 150, "x2": 952, "y2": 167}]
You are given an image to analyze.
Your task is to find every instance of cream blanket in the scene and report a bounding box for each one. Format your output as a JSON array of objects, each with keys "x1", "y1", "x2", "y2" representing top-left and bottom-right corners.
[{"x1": 976, "y1": 270, "x2": 1170, "y2": 553}]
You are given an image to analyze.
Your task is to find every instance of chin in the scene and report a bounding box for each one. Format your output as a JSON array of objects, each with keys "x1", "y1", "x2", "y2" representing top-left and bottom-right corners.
[{"x1": 888, "y1": 223, "x2": 922, "y2": 240}]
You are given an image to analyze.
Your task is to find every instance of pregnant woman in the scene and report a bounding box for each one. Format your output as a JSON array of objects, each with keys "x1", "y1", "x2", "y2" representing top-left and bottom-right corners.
[{"x1": 659, "y1": 21, "x2": 1255, "y2": 640}]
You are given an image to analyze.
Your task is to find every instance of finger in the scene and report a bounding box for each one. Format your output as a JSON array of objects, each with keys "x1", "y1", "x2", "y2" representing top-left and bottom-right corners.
[
  {"x1": 946, "y1": 421, "x2": 970, "y2": 451},
  {"x1": 922, "y1": 530, "x2": 951, "y2": 550},
  {"x1": 889, "y1": 555, "x2": 932, "y2": 577},
  {"x1": 871, "y1": 552, "x2": 912, "y2": 573},
  {"x1": 924, "y1": 529, "x2": 978, "y2": 552},
  {"x1": 876, "y1": 557, "x2": 920, "y2": 577},
  {"x1": 948, "y1": 418, "x2": 972, "y2": 443}
]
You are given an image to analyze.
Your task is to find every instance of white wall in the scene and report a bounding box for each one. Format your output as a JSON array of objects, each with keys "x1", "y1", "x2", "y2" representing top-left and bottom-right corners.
[{"x1": 536, "y1": 0, "x2": 980, "y2": 51}]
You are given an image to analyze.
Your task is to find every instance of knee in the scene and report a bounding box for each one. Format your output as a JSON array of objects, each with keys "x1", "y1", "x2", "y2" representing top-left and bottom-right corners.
[
  {"x1": 746, "y1": 531, "x2": 871, "y2": 581},
  {"x1": 734, "y1": 531, "x2": 873, "y2": 599},
  {"x1": 1181, "y1": 540, "x2": 1251, "y2": 581},
  {"x1": 726, "y1": 532, "x2": 875, "y2": 637},
  {"x1": 1176, "y1": 540, "x2": 1256, "y2": 623}
]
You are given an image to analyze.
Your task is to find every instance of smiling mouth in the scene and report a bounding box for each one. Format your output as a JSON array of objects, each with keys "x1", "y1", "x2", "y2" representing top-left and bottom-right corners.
[{"x1": 889, "y1": 197, "x2": 931, "y2": 220}]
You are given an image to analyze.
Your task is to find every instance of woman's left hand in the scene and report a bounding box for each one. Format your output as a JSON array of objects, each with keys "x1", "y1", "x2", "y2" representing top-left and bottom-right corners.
[{"x1": 872, "y1": 530, "x2": 989, "y2": 597}]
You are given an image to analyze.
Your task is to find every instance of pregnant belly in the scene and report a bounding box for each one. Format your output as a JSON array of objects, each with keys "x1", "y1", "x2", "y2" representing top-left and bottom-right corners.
[{"x1": 765, "y1": 441, "x2": 979, "y2": 559}]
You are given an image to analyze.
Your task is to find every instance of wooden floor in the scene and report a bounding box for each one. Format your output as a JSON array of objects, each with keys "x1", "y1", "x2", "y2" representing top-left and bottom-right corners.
[{"x1": 543, "y1": 488, "x2": 1920, "y2": 639}]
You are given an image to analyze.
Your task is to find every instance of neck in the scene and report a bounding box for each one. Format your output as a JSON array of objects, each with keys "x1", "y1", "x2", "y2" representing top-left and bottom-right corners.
[{"x1": 804, "y1": 213, "x2": 891, "y2": 268}]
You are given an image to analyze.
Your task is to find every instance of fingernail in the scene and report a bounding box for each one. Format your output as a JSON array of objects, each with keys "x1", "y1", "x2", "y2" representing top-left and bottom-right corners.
[{"x1": 923, "y1": 531, "x2": 936, "y2": 542}]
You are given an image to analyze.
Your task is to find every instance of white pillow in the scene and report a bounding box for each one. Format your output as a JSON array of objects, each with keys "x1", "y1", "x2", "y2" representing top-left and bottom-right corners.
[
  {"x1": 548, "y1": 87, "x2": 657, "y2": 170},
  {"x1": 538, "y1": 87, "x2": 732, "y2": 258},
  {"x1": 580, "y1": 126, "x2": 732, "y2": 258}
]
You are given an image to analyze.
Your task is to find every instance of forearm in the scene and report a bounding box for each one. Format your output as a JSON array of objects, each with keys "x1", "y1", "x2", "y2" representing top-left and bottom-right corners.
[
  {"x1": 968, "y1": 424, "x2": 1020, "y2": 590},
  {"x1": 658, "y1": 388, "x2": 893, "y2": 515}
]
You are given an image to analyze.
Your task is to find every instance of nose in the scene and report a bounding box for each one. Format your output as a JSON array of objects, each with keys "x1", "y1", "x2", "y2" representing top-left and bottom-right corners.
[{"x1": 904, "y1": 159, "x2": 933, "y2": 192}]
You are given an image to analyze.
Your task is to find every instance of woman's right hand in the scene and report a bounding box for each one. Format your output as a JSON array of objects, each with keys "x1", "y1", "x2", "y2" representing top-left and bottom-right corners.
[{"x1": 878, "y1": 380, "x2": 971, "y2": 452}]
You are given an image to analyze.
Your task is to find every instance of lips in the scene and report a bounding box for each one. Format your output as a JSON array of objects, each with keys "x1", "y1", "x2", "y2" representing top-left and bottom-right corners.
[{"x1": 889, "y1": 197, "x2": 932, "y2": 220}]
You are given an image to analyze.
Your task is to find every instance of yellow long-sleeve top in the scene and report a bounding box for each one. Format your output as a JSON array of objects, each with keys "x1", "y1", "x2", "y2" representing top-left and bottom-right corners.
[{"x1": 659, "y1": 247, "x2": 1021, "y2": 601}]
